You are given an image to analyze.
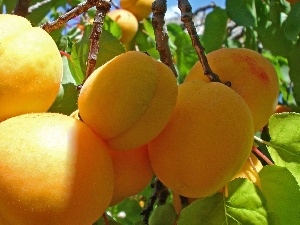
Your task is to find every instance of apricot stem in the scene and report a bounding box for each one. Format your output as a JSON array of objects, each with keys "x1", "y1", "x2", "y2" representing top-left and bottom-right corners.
[
  {"x1": 102, "y1": 213, "x2": 109, "y2": 225},
  {"x1": 252, "y1": 146, "x2": 274, "y2": 166},
  {"x1": 178, "y1": 0, "x2": 221, "y2": 83},
  {"x1": 152, "y1": 0, "x2": 178, "y2": 77}
]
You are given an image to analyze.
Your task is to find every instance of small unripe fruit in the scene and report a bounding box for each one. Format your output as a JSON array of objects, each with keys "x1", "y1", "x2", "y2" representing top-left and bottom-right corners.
[{"x1": 120, "y1": 0, "x2": 155, "y2": 21}]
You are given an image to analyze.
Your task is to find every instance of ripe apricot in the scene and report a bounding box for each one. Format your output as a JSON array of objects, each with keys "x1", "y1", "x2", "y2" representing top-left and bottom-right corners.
[
  {"x1": 120, "y1": 0, "x2": 154, "y2": 21},
  {"x1": 0, "y1": 14, "x2": 63, "y2": 122},
  {"x1": 109, "y1": 145, "x2": 154, "y2": 205},
  {"x1": 0, "y1": 113, "x2": 114, "y2": 225},
  {"x1": 185, "y1": 48, "x2": 279, "y2": 131},
  {"x1": 78, "y1": 51, "x2": 178, "y2": 150},
  {"x1": 107, "y1": 9, "x2": 138, "y2": 44},
  {"x1": 232, "y1": 152, "x2": 263, "y2": 188},
  {"x1": 148, "y1": 80, "x2": 254, "y2": 198},
  {"x1": 275, "y1": 104, "x2": 292, "y2": 113}
]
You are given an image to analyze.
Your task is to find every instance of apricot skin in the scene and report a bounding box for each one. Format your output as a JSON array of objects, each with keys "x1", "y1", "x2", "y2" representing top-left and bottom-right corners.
[
  {"x1": 78, "y1": 51, "x2": 178, "y2": 150},
  {"x1": 120, "y1": 0, "x2": 154, "y2": 21},
  {"x1": 0, "y1": 113, "x2": 114, "y2": 225},
  {"x1": 107, "y1": 9, "x2": 138, "y2": 44},
  {"x1": 148, "y1": 80, "x2": 254, "y2": 198},
  {"x1": 185, "y1": 48, "x2": 279, "y2": 131},
  {"x1": 0, "y1": 14, "x2": 62, "y2": 122}
]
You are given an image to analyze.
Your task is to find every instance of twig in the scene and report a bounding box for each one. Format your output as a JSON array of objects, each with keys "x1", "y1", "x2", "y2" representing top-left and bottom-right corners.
[
  {"x1": 13, "y1": 0, "x2": 30, "y2": 17},
  {"x1": 28, "y1": 0, "x2": 51, "y2": 14},
  {"x1": 41, "y1": 0, "x2": 99, "y2": 33},
  {"x1": 141, "y1": 178, "x2": 170, "y2": 225},
  {"x1": 152, "y1": 0, "x2": 178, "y2": 77},
  {"x1": 84, "y1": 0, "x2": 111, "y2": 82},
  {"x1": 193, "y1": 2, "x2": 216, "y2": 16},
  {"x1": 252, "y1": 146, "x2": 274, "y2": 165},
  {"x1": 178, "y1": 0, "x2": 221, "y2": 82}
]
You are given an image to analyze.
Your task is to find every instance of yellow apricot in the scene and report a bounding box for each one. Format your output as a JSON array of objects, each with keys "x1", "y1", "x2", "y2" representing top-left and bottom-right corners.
[
  {"x1": 185, "y1": 48, "x2": 279, "y2": 131},
  {"x1": 120, "y1": 0, "x2": 154, "y2": 21},
  {"x1": 0, "y1": 113, "x2": 114, "y2": 225},
  {"x1": 109, "y1": 145, "x2": 154, "y2": 205},
  {"x1": 78, "y1": 51, "x2": 178, "y2": 150},
  {"x1": 0, "y1": 14, "x2": 63, "y2": 122},
  {"x1": 148, "y1": 80, "x2": 254, "y2": 198},
  {"x1": 232, "y1": 152, "x2": 263, "y2": 188},
  {"x1": 107, "y1": 9, "x2": 138, "y2": 44}
]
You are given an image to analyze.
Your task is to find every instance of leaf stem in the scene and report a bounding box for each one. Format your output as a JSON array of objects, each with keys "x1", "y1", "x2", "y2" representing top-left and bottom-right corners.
[{"x1": 252, "y1": 146, "x2": 274, "y2": 166}]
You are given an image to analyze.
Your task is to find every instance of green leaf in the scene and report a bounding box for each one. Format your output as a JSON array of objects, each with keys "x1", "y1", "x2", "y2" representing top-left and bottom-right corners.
[
  {"x1": 244, "y1": 27, "x2": 258, "y2": 51},
  {"x1": 68, "y1": 25, "x2": 125, "y2": 84},
  {"x1": 267, "y1": 113, "x2": 300, "y2": 185},
  {"x1": 259, "y1": 165, "x2": 300, "y2": 225},
  {"x1": 104, "y1": 16, "x2": 122, "y2": 40},
  {"x1": 149, "y1": 204, "x2": 177, "y2": 225},
  {"x1": 48, "y1": 83, "x2": 78, "y2": 115},
  {"x1": 177, "y1": 179, "x2": 268, "y2": 225},
  {"x1": 283, "y1": 3, "x2": 300, "y2": 41},
  {"x1": 226, "y1": 0, "x2": 257, "y2": 27},
  {"x1": 93, "y1": 214, "x2": 121, "y2": 225},
  {"x1": 287, "y1": 43, "x2": 300, "y2": 105},
  {"x1": 202, "y1": 7, "x2": 228, "y2": 53}
]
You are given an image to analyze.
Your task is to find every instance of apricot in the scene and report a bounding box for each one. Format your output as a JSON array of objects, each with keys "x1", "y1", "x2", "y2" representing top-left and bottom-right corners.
[
  {"x1": 0, "y1": 113, "x2": 114, "y2": 225},
  {"x1": 0, "y1": 14, "x2": 63, "y2": 122},
  {"x1": 120, "y1": 0, "x2": 154, "y2": 21},
  {"x1": 148, "y1": 80, "x2": 254, "y2": 198},
  {"x1": 185, "y1": 48, "x2": 279, "y2": 131},
  {"x1": 107, "y1": 9, "x2": 138, "y2": 44},
  {"x1": 275, "y1": 104, "x2": 292, "y2": 113},
  {"x1": 232, "y1": 152, "x2": 263, "y2": 188},
  {"x1": 78, "y1": 51, "x2": 178, "y2": 150},
  {"x1": 109, "y1": 145, "x2": 154, "y2": 205}
]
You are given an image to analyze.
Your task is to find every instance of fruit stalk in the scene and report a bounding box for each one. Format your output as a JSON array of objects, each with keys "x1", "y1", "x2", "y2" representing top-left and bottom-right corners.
[
  {"x1": 13, "y1": 0, "x2": 30, "y2": 17},
  {"x1": 152, "y1": 0, "x2": 178, "y2": 77},
  {"x1": 178, "y1": 0, "x2": 221, "y2": 82},
  {"x1": 85, "y1": 0, "x2": 111, "y2": 81}
]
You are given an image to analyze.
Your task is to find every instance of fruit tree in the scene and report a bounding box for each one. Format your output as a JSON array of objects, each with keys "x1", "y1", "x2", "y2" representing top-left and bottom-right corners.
[{"x1": 0, "y1": 0, "x2": 299, "y2": 224}]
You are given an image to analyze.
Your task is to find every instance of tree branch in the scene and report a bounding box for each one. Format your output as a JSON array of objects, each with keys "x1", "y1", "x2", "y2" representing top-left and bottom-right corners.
[
  {"x1": 13, "y1": 0, "x2": 31, "y2": 17},
  {"x1": 152, "y1": 0, "x2": 178, "y2": 77},
  {"x1": 178, "y1": 0, "x2": 221, "y2": 82},
  {"x1": 40, "y1": 0, "x2": 99, "y2": 33}
]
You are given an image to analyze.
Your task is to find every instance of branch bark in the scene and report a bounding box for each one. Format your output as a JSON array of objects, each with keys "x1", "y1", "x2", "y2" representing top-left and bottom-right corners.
[
  {"x1": 13, "y1": 0, "x2": 31, "y2": 17},
  {"x1": 178, "y1": 0, "x2": 221, "y2": 82}
]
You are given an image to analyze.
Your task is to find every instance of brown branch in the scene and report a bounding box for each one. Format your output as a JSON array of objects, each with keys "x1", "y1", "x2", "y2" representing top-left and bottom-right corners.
[
  {"x1": 193, "y1": 2, "x2": 216, "y2": 16},
  {"x1": 152, "y1": 0, "x2": 178, "y2": 77},
  {"x1": 13, "y1": 0, "x2": 31, "y2": 17},
  {"x1": 84, "y1": 0, "x2": 111, "y2": 82},
  {"x1": 40, "y1": 0, "x2": 100, "y2": 33},
  {"x1": 178, "y1": 0, "x2": 221, "y2": 83}
]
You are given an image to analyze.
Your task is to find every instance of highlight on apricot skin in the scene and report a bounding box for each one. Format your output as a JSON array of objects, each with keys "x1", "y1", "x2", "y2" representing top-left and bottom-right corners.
[
  {"x1": 0, "y1": 14, "x2": 63, "y2": 122},
  {"x1": 148, "y1": 80, "x2": 254, "y2": 198},
  {"x1": 109, "y1": 145, "x2": 154, "y2": 206},
  {"x1": 107, "y1": 9, "x2": 138, "y2": 44},
  {"x1": 78, "y1": 51, "x2": 178, "y2": 150},
  {"x1": 120, "y1": 0, "x2": 154, "y2": 21},
  {"x1": 0, "y1": 113, "x2": 114, "y2": 225},
  {"x1": 185, "y1": 48, "x2": 279, "y2": 131}
]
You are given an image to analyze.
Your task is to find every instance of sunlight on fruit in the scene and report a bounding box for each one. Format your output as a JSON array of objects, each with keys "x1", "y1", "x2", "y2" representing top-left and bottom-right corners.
[
  {"x1": 0, "y1": 113, "x2": 114, "y2": 225},
  {"x1": 0, "y1": 14, "x2": 63, "y2": 122},
  {"x1": 148, "y1": 80, "x2": 254, "y2": 198},
  {"x1": 78, "y1": 51, "x2": 178, "y2": 150},
  {"x1": 185, "y1": 48, "x2": 279, "y2": 131},
  {"x1": 120, "y1": 0, "x2": 154, "y2": 21}
]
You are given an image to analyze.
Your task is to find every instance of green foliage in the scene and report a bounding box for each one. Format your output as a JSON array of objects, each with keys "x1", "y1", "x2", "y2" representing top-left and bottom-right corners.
[
  {"x1": 149, "y1": 204, "x2": 177, "y2": 225},
  {"x1": 177, "y1": 179, "x2": 268, "y2": 225}
]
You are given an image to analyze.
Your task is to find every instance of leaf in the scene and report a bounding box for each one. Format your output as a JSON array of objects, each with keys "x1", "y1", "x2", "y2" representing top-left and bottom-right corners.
[
  {"x1": 267, "y1": 113, "x2": 300, "y2": 185},
  {"x1": 93, "y1": 214, "x2": 122, "y2": 225},
  {"x1": 68, "y1": 25, "x2": 125, "y2": 84},
  {"x1": 287, "y1": 43, "x2": 300, "y2": 105},
  {"x1": 202, "y1": 7, "x2": 228, "y2": 54},
  {"x1": 283, "y1": 3, "x2": 300, "y2": 42},
  {"x1": 48, "y1": 83, "x2": 78, "y2": 115},
  {"x1": 259, "y1": 165, "x2": 300, "y2": 225},
  {"x1": 244, "y1": 27, "x2": 258, "y2": 51},
  {"x1": 177, "y1": 179, "x2": 268, "y2": 225},
  {"x1": 149, "y1": 204, "x2": 177, "y2": 225},
  {"x1": 226, "y1": 0, "x2": 257, "y2": 27}
]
